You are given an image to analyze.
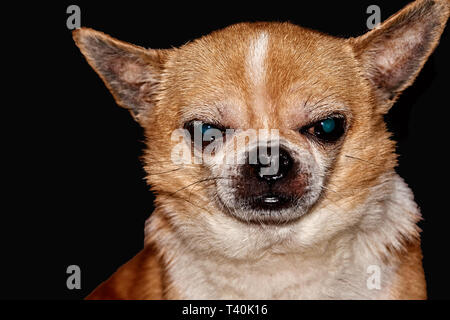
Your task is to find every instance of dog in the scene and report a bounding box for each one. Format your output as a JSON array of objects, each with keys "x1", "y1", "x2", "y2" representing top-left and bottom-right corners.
[{"x1": 73, "y1": 0, "x2": 449, "y2": 299}]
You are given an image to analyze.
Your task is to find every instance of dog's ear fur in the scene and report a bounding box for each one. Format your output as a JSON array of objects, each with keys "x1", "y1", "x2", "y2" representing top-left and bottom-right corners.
[
  {"x1": 73, "y1": 28, "x2": 167, "y2": 120},
  {"x1": 351, "y1": 0, "x2": 449, "y2": 113}
]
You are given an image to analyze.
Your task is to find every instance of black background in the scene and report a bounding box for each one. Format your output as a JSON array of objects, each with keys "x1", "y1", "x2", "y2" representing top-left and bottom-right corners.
[{"x1": 6, "y1": 0, "x2": 449, "y2": 300}]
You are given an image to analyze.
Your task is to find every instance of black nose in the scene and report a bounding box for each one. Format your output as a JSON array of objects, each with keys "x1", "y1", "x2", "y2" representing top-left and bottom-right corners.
[{"x1": 249, "y1": 147, "x2": 294, "y2": 183}]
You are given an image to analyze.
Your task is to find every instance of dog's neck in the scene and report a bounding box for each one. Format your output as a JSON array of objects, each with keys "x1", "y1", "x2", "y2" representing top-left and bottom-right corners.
[{"x1": 144, "y1": 171, "x2": 421, "y2": 299}]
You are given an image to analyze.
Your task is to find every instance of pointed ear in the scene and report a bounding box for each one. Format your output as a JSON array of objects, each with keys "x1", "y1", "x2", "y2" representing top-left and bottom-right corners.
[
  {"x1": 351, "y1": 0, "x2": 449, "y2": 112},
  {"x1": 73, "y1": 28, "x2": 167, "y2": 120}
]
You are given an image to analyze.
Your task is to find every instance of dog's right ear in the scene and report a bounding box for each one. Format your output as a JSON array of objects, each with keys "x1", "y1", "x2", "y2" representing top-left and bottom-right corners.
[{"x1": 73, "y1": 28, "x2": 167, "y2": 120}]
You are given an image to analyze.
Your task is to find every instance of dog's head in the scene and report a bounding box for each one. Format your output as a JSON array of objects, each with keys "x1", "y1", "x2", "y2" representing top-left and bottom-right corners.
[{"x1": 74, "y1": 0, "x2": 448, "y2": 252}]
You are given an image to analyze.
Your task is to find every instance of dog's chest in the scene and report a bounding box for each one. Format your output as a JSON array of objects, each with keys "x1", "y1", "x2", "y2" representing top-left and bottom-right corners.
[{"x1": 167, "y1": 249, "x2": 391, "y2": 299}]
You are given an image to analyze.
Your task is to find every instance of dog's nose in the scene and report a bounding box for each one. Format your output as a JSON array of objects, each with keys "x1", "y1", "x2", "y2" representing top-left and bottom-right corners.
[{"x1": 249, "y1": 147, "x2": 293, "y2": 183}]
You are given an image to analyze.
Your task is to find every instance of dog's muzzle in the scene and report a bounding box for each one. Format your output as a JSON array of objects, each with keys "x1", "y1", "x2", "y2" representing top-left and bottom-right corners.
[{"x1": 236, "y1": 146, "x2": 306, "y2": 211}]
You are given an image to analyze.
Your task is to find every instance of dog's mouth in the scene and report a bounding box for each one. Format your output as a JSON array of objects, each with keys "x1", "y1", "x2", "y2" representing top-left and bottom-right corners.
[
  {"x1": 245, "y1": 193, "x2": 296, "y2": 211},
  {"x1": 217, "y1": 191, "x2": 306, "y2": 224},
  {"x1": 215, "y1": 178, "x2": 319, "y2": 224}
]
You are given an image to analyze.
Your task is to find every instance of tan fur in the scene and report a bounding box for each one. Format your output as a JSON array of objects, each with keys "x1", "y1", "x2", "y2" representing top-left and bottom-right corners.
[
  {"x1": 73, "y1": 0, "x2": 449, "y2": 300},
  {"x1": 86, "y1": 244, "x2": 165, "y2": 299},
  {"x1": 389, "y1": 240, "x2": 427, "y2": 299}
]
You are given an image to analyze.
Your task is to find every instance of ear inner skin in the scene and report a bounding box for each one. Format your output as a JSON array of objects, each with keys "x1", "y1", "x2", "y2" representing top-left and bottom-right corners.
[
  {"x1": 73, "y1": 28, "x2": 167, "y2": 119},
  {"x1": 351, "y1": 0, "x2": 449, "y2": 112}
]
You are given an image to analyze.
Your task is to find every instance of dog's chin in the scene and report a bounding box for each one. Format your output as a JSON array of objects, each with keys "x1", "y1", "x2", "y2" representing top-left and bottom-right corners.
[{"x1": 218, "y1": 192, "x2": 316, "y2": 225}]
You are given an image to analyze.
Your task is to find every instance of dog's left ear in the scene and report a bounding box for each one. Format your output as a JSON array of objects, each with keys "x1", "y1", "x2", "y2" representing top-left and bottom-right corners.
[{"x1": 351, "y1": 0, "x2": 449, "y2": 112}]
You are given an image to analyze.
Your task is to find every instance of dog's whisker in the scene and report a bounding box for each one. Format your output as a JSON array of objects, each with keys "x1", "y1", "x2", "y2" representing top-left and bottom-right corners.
[
  {"x1": 188, "y1": 180, "x2": 217, "y2": 201},
  {"x1": 147, "y1": 168, "x2": 184, "y2": 176},
  {"x1": 160, "y1": 191, "x2": 214, "y2": 215},
  {"x1": 170, "y1": 177, "x2": 232, "y2": 196},
  {"x1": 344, "y1": 154, "x2": 380, "y2": 167},
  {"x1": 319, "y1": 194, "x2": 349, "y2": 212},
  {"x1": 144, "y1": 160, "x2": 180, "y2": 165},
  {"x1": 320, "y1": 185, "x2": 347, "y2": 201}
]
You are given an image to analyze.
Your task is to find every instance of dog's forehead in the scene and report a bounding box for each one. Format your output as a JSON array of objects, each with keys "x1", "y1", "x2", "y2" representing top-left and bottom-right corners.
[{"x1": 166, "y1": 22, "x2": 360, "y2": 128}]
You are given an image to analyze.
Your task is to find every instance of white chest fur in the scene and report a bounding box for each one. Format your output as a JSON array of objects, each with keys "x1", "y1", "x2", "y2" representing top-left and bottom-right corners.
[{"x1": 165, "y1": 242, "x2": 393, "y2": 299}]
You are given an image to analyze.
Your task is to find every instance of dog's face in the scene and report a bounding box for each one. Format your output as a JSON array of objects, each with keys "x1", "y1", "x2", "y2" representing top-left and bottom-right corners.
[
  {"x1": 158, "y1": 23, "x2": 384, "y2": 224},
  {"x1": 74, "y1": 0, "x2": 448, "y2": 252}
]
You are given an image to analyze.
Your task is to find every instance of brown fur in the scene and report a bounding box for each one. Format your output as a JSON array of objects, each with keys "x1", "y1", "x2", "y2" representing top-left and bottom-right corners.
[
  {"x1": 389, "y1": 239, "x2": 427, "y2": 299},
  {"x1": 74, "y1": 0, "x2": 449, "y2": 300}
]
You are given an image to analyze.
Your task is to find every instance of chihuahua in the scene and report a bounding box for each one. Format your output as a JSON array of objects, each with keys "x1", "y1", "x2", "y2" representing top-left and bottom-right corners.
[{"x1": 74, "y1": 0, "x2": 449, "y2": 299}]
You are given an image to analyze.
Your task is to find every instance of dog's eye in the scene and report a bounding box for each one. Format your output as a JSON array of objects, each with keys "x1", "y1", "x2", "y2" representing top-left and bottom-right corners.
[
  {"x1": 303, "y1": 117, "x2": 345, "y2": 143},
  {"x1": 184, "y1": 121, "x2": 225, "y2": 149}
]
